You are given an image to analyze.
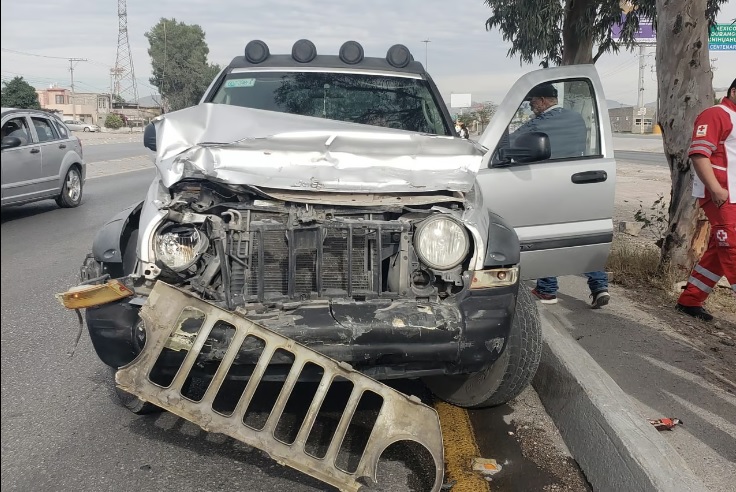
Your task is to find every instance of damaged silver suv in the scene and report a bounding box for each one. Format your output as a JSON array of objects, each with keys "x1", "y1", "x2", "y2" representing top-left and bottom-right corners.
[{"x1": 60, "y1": 40, "x2": 615, "y2": 412}]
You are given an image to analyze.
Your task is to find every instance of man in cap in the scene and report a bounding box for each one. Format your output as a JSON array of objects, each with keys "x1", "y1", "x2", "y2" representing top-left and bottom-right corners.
[
  {"x1": 675, "y1": 78, "x2": 736, "y2": 321},
  {"x1": 511, "y1": 83, "x2": 610, "y2": 308},
  {"x1": 510, "y1": 83, "x2": 587, "y2": 159}
]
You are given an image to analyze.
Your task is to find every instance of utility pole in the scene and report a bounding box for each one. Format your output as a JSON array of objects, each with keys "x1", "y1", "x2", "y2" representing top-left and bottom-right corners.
[
  {"x1": 68, "y1": 57, "x2": 87, "y2": 120},
  {"x1": 637, "y1": 44, "x2": 646, "y2": 109},
  {"x1": 422, "y1": 39, "x2": 431, "y2": 70}
]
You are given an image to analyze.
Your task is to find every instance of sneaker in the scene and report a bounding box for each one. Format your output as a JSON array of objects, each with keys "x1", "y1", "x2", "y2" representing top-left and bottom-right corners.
[
  {"x1": 531, "y1": 288, "x2": 558, "y2": 304},
  {"x1": 675, "y1": 304, "x2": 714, "y2": 322},
  {"x1": 590, "y1": 290, "x2": 610, "y2": 309}
]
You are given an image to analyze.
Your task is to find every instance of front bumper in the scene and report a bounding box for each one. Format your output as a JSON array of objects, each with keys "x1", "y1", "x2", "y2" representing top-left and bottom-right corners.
[{"x1": 82, "y1": 276, "x2": 517, "y2": 380}]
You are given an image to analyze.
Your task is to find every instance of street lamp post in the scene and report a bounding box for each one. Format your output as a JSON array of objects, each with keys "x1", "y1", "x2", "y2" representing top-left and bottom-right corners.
[{"x1": 421, "y1": 39, "x2": 431, "y2": 70}]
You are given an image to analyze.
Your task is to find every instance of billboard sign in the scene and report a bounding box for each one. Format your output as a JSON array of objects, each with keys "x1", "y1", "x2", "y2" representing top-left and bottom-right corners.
[
  {"x1": 611, "y1": 14, "x2": 656, "y2": 43},
  {"x1": 450, "y1": 93, "x2": 472, "y2": 108},
  {"x1": 709, "y1": 24, "x2": 736, "y2": 51}
]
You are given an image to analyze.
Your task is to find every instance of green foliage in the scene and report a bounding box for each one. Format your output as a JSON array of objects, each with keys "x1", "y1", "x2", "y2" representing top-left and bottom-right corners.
[
  {"x1": 483, "y1": 0, "x2": 727, "y2": 66},
  {"x1": 1, "y1": 76, "x2": 41, "y2": 109},
  {"x1": 145, "y1": 18, "x2": 221, "y2": 112},
  {"x1": 112, "y1": 94, "x2": 126, "y2": 104},
  {"x1": 104, "y1": 114, "x2": 124, "y2": 129},
  {"x1": 634, "y1": 194, "x2": 669, "y2": 246}
]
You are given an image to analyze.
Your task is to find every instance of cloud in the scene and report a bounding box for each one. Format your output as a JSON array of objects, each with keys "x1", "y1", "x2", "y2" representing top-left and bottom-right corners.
[{"x1": 2, "y1": 0, "x2": 734, "y2": 105}]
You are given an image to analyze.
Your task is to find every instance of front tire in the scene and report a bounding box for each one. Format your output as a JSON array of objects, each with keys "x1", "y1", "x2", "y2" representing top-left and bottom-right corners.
[
  {"x1": 424, "y1": 287, "x2": 542, "y2": 408},
  {"x1": 83, "y1": 127, "x2": 90, "y2": 132},
  {"x1": 56, "y1": 166, "x2": 83, "y2": 208},
  {"x1": 109, "y1": 367, "x2": 162, "y2": 415}
]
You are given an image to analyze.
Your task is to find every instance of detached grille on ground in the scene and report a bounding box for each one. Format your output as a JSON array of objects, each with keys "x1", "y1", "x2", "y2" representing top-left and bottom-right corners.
[{"x1": 116, "y1": 282, "x2": 445, "y2": 492}]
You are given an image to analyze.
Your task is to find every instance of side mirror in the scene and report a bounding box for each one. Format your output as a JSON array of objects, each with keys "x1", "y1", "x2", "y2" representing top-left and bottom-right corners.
[
  {"x1": 494, "y1": 131, "x2": 551, "y2": 166},
  {"x1": 1, "y1": 136, "x2": 22, "y2": 150},
  {"x1": 143, "y1": 123, "x2": 157, "y2": 152}
]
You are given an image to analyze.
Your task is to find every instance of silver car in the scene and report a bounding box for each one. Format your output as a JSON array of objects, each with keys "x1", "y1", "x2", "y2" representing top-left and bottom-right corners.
[
  {"x1": 63, "y1": 119, "x2": 100, "y2": 132},
  {"x1": 1, "y1": 107, "x2": 86, "y2": 208}
]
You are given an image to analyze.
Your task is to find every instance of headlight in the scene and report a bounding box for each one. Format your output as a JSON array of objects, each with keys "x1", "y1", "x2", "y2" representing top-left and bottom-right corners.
[
  {"x1": 154, "y1": 224, "x2": 208, "y2": 272},
  {"x1": 414, "y1": 216, "x2": 470, "y2": 270}
]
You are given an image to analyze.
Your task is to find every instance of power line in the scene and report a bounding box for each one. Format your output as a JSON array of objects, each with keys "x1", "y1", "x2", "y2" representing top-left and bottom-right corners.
[{"x1": 1, "y1": 48, "x2": 68, "y2": 60}]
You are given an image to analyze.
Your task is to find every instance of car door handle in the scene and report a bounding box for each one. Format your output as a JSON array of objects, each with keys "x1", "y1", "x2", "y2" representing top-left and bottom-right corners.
[
  {"x1": 58, "y1": 143, "x2": 66, "y2": 149},
  {"x1": 571, "y1": 170, "x2": 607, "y2": 184},
  {"x1": 30, "y1": 148, "x2": 40, "y2": 154}
]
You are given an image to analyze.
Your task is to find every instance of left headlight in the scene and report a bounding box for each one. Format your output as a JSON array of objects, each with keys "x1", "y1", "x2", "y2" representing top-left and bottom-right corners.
[
  {"x1": 414, "y1": 216, "x2": 470, "y2": 270},
  {"x1": 154, "y1": 223, "x2": 209, "y2": 272}
]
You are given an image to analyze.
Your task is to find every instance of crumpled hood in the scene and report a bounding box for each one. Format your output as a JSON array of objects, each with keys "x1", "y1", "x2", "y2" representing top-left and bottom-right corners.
[{"x1": 152, "y1": 103, "x2": 484, "y2": 193}]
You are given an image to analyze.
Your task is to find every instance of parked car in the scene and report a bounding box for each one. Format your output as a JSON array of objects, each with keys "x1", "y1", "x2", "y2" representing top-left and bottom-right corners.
[
  {"x1": 1, "y1": 108, "x2": 86, "y2": 208},
  {"x1": 63, "y1": 119, "x2": 100, "y2": 132},
  {"x1": 59, "y1": 41, "x2": 615, "y2": 412}
]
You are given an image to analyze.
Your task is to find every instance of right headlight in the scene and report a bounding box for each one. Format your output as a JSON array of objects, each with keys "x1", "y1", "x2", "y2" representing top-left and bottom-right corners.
[
  {"x1": 154, "y1": 223, "x2": 208, "y2": 272},
  {"x1": 414, "y1": 216, "x2": 470, "y2": 270}
]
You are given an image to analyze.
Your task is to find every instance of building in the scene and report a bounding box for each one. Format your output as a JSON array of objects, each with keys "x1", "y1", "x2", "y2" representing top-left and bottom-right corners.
[
  {"x1": 35, "y1": 86, "x2": 161, "y2": 127},
  {"x1": 36, "y1": 86, "x2": 111, "y2": 125},
  {"x1": 608, "y1": 106, "x2": 657, "y2": 134}
]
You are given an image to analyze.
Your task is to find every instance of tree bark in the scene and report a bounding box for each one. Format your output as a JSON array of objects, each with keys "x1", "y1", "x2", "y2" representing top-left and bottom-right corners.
[
  {"x1": 655, "y1": 0, "x2": 714, "y2": 277},
  {"x1": 561, "y1": 0, "x2": 595, "y2": 65}
]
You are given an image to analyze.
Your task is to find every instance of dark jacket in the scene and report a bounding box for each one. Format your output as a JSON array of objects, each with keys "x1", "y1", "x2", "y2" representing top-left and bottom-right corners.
[{"x1": 510, "y1": 107, "x2": 587, "y2": 159}]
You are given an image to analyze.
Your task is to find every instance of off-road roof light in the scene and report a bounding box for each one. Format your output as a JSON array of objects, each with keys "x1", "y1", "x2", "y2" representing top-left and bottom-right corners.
[
  {"x1": 292, "y1": 39, "x2": 317, "y2": 63},
  {"x1": 244, "y1": 40, "x2": 270, "y2": 64},
  {"x1": 386, "y1": 44, "x2": 412, "y2": 68},
  {"x1": 339, "y1": 41, "x2": 364, "y2": 64}
]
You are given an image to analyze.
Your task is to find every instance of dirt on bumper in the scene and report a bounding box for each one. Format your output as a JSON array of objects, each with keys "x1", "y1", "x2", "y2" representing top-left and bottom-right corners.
[{"x1": 115, "y1": 281, "x2": 445, "y2": 492}]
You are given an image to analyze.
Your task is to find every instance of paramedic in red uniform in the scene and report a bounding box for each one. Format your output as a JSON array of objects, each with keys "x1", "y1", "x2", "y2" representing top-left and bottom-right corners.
[{"x1": 676, "y1": 78, "x2": 736, "y2": 321}]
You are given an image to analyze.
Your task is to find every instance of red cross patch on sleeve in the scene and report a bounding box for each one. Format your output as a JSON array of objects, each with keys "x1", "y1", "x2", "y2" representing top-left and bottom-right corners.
[{"x1": 696, "y1": 124, "x2": 708, "y2": 137}]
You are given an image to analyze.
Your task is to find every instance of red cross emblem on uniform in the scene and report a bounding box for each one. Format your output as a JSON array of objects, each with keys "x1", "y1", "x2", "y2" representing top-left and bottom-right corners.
[
  {"x1": 696, "y1": 124, "x2": 708, "y2": 137},
  {"x1": 716, "y1": 230, "x2": 728, "y2": 242}
]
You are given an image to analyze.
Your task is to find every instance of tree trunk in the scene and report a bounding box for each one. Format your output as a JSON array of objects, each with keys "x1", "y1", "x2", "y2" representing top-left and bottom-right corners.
[
  {"x1": 655, "y1": 0, "x2": 715, "y2": 278},
  {"x1": 561, "y1": 0, "x2": 595, "y2": 65}
]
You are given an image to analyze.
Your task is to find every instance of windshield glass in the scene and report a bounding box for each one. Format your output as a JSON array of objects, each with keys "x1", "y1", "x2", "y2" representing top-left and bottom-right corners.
[{"x1": 210, "y1": 71, "x2": 451, "y2": 135}]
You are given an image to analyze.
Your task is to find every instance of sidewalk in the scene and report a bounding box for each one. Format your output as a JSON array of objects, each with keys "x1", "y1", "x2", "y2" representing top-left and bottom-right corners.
[{"x1": 539, "y1": 277, "x2": 736, "y2": 492}]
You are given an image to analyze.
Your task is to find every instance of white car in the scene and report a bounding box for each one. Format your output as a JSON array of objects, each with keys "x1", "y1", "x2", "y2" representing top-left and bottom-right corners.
[{"x1": 63, "y1": 119, "x2": 100, "y2": 132}]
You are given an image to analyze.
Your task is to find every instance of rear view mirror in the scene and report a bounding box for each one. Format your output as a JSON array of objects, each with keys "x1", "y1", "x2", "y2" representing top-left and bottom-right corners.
[
  {"x1": 143, "y1": 123, "x2": 156, "y2": 152},
  {"x1": 494, "y1": 131, "x2": 550, "y2": 166},
  {"x1": 1, "y1": 136, "x2": 22, "y2": 150}
]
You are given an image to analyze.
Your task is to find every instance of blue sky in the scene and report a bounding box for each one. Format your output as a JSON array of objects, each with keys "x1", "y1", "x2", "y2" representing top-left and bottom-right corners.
[{"x1": 1, "y1": 0, "x2": 734, "y2": 106}]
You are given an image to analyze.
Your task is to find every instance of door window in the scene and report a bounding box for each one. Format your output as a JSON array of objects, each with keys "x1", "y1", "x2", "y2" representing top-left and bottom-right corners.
[
  {"x1": 1, "y1": 117, "x2": 32, "y2": 146},
  {"x1": 31, "y1": 117, "x2": 59, "y2": 143},
  {"x1": 54, "y1": 120, "x2": 69, "y2": 139},
  {"x1": 493, "y1": 79, "x2": 601, "y2": 163}
]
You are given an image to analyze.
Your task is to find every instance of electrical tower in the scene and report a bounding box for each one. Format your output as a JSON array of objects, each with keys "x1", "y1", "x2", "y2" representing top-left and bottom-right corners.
[{"x1": 112, "y1": 0, "x2": 138, "y2": 104}]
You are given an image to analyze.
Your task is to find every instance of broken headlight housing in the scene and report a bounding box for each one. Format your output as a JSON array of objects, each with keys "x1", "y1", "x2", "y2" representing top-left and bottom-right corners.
[
  {"x1": 154, "y1": 223, "x2": 209, "y2": 272},
  {"x1": 414, "y1": 216, "x2": 469, "y2": 270}
]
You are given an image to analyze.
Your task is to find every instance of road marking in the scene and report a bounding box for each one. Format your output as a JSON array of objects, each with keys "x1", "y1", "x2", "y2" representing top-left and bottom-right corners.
[
  {"x1": 87, "y1": 166, "x2": 153, "y2": 180},
  {"x1": 433, "y1": 400, "x2": 490, "y2": 492}
]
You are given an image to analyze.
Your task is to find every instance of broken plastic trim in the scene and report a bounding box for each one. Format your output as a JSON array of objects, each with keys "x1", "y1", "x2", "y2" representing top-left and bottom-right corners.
[{"x1": 116, "y1": 282, "x2": 445, "y2": 492}]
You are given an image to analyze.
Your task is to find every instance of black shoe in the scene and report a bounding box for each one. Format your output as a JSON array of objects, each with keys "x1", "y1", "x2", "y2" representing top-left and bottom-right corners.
[
  {"x1": 675, "y1": 304, "x2": 714, "y2": 322},
  {"x1": 590, "y1": 290, "x2": 610, "y2": 309}
]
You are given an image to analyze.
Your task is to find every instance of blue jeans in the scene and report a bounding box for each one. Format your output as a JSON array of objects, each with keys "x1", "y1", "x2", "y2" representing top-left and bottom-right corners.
[{"x1": 536, "y1": 271, "x2": 608, "y2": 296}]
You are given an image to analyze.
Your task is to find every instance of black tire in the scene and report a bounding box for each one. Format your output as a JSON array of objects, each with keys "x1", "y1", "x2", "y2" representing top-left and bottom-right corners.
[
  {"x1": 423, "y1": 287, "x2": 542, "y2": 408},
  {"x1": 109, "y1": 366, "x2": 162, "y2": 415},
  {"x1": 55, "y1": 166, "x2": 83, "y2": 208},
  {"x1": 83, "y1": 127, "x2": 90, "y2": 132}
]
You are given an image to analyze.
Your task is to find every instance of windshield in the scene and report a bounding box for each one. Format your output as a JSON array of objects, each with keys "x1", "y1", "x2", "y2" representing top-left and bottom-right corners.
[{"x1": 210, "y1": 71, "x2": 451, "y2": 135}]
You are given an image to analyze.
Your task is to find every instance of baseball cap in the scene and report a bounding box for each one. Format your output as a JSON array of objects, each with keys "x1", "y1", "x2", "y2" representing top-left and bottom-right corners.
[{"x1": 525, "y1": 83, "x2": 558, "y2": 100}]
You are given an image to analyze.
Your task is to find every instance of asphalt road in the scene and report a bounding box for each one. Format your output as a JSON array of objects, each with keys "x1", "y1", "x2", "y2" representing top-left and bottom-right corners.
[
  {"x1": 0, "y1": 170, "x2": 381, "y2": 492},
  {"x1": 82, "y1": 141, "x2": 149, "y2": 163},
  {"x1": 614, "y1": 150, "x2": 667, "y2": 167}
]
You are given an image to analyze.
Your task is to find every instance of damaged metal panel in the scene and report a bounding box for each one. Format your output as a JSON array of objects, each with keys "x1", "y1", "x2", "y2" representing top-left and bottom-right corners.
[
  {"x1": 116, "y1": 282, "x2": 445, "y2": 492},
  {"x1": 152, "y1": 103, "x2": 483, "y2": 193}
]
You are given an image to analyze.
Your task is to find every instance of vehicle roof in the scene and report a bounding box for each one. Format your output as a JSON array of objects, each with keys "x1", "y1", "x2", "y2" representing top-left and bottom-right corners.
[
  {"x1": 1, "y1": 107, "x2": 63, "y2": 118},
  {"x1": 227, "y1": 54, "x2": 427, "y2": 75}
]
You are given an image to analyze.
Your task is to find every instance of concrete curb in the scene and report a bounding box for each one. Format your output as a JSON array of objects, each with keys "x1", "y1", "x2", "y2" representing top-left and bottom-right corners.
[{"x1": 532, "y1": 309, "x2": 707, "y2": 492}]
